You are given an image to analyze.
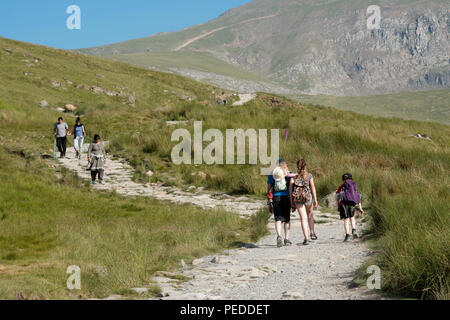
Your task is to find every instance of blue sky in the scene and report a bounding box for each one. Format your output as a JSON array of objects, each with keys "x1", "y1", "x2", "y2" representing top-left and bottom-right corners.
[{"x1": 0, "y1": 0, "x2": 251, "y2": 49}]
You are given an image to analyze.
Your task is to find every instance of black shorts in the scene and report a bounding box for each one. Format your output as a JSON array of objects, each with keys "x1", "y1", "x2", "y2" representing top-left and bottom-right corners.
[
  {"x1": 273, "y1": 196, "x2": 291, "y2": 223},
  {"x1": 339, "y1": 204, "x2": 356, "y2": 220}
]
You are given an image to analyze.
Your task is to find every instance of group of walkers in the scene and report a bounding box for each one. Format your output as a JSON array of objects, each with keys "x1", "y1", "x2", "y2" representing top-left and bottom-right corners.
[
  {"x1": 53, "y1": 117, "x2": 106, "y2": 185},
  {"x1": 267, "y1": 158, "x2": 364, "y2": 246}
]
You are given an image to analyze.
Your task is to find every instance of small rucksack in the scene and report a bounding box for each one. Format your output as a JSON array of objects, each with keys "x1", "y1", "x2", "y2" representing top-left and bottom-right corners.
[
  {"x1": 292, "y1": 175, "x2": 311, "y2": 203},
  {"x1": 343, "y1": 180, "x2": 361, "y2": 206}
]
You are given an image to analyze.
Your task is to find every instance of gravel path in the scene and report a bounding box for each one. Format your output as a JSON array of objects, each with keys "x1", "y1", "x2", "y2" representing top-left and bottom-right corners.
[
  {"x1": 57, "y1": 146, "x2": 381, "y2": 300},
  {"x1": 151, "y1": 216, "x2": 381, "y2": 300}
]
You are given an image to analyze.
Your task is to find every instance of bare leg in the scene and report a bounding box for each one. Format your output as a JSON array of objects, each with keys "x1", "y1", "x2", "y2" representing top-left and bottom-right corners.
[
  {"x1": 296, "y1": 204, "x2": 309, "y2": 240},
  {"x1": 350, "y1": 216, "x2": 356, "y2": 230},
  {"x1": 306, "y1": 204, "x2": 315, "y2": 235},
  {"x1": 284, "y1": 222, "x2": 291, "y2": 240},
  {"x1": 275, "y1": 221, "x2": 282, "y2": 237},
  {"x1": 344, "y1": 218, "x2": 350, "y2": 235}
]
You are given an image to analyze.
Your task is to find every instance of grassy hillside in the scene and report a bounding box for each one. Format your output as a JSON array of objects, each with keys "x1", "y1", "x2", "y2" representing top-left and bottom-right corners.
[
  {"x1": 0, "y1": 37, "x2": 267, "y2": 299},
  {"x1": 1, "y1": 36, "x2": 449, "y2": 299},
  {"x1": 291, "y1": 90, "x2": 450, "y2": 125}
]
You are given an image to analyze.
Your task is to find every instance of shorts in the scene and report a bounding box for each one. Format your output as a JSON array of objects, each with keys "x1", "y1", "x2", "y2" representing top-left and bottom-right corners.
[
  {"x1": 273, "y1": 196, "x2": 291, "y2": 223},
  {"x1": 339, "y1": 204, "x2": 356, "y2": 220}
]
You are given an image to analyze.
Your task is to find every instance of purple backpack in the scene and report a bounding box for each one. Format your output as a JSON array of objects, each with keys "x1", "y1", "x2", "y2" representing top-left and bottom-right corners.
[{"x1": 343, "y1": 180, "x2": 360, "y2": 205}]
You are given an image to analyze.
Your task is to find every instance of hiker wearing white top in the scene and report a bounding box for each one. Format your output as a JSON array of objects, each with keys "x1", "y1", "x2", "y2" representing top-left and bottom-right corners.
[
  {"x1": 73, "y1": 117, "x2": 86, "y2": 159},
  {"x1": 88, "y1": 134, "x2": 106, "y2": 185}
]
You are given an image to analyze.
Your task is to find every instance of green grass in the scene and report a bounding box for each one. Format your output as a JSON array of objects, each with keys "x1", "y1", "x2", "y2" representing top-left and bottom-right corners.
[
  {"x1": 292, "y1": 90, "x2": 450, "y2": 125},
  {"x1": 0, "y1": 136, "x2": 267, "y2": 299},
  {"x1": 0, "y1": 36, "x2": 449, "y2": 299}
]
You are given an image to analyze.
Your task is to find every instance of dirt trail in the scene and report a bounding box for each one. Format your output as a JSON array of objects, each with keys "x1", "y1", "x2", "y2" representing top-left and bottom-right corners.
[
  {"x1": 174, "y1": 14, "x2": 279, "y2": 51},
  {"x1": 57, "y1": 145, "x2": 381, "y2": 300}
]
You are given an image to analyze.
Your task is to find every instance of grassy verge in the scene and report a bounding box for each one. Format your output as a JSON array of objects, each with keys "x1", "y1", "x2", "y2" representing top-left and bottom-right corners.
[{"x1": 0, "y1": 148, "x2": 269, "y2": 299}]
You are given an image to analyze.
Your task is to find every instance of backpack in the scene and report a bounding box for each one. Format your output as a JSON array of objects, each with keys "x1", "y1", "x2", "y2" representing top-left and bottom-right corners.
[
  {"x1": 292, "y1": 175, "x2": 311, "y2": 203},
  {"x1": 343, "y1": 180, "x2": 360, "y2": 206},
  {"x1": 272, "y1": 167, "x2": 287, "y2": 192}
]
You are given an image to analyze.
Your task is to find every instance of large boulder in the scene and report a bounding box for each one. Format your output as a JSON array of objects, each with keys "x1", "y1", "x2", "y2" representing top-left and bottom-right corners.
[
  {"x1": 64, "y1": 104, "x2": 77, "y2": 112},
  {"x1": 322, "y1": 192, "x2": 338, "y2": 210}
]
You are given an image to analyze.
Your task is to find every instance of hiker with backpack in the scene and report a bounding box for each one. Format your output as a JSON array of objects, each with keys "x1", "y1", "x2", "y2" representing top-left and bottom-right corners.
[
  {"x1": 267, "y1": 158, "x2": 296, "y2": 247},
  {"x1": 336, "y1": 173, "x2": 364, "y2": 242},
  {"x1": 53, "y1": 117, "x2": 71, "y2": 158},
  {"x1": 73, "y1": 117, "x2": 86, "y2": 160},
  {"x1": 87, "y1": 134, "x2": 106, "y2": 185},
  {"x1": 289, "y1": 159, "x2": 318, "y2": 245}
]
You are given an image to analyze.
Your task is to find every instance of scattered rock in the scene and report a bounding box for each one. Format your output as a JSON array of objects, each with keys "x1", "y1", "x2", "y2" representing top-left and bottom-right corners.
[
  {"x1": 92, "y1": 86, "x2": 104, "y2": 94},
  {"x1": 180, "y1": 259, "x2": 187, "y2": 268},
  {"x1": 410, "y1": 133, "x2": 432, "y2": 140},
  {"x1": 64, "y1": 104, "x2": 77, "y2": 112},
  {"x1": 55, "y1": 107, "x2": 65, "y2": 113},
  {"x1": 39, "y1": 100, "x2": 49, "y2": 108},
  {"x1": 92, "y1": 265, "x2": 108, "y2": 277},
  {"x1": 128, "y1": 94, "x2": 136, "y2": 107},
  {"x1": 192, "y1": 258, "x2": 204, "y2": 266},
  {"x1": 76, "y1": 84, "x2": 89, "y2": 90},
  {"x1": 4, "y1": 48, "x2": 12, "y2": 54},
  {"x1": 130, "y1": 288, "x2": 148, "y2": 295},
  {"x1": 210, "y1": 256, "x2": 220, "y2": 264},
  {"x1": 96, "y1": 73, "x2": 105, "y2": 78},
  {"x1": 166, "y1": 121, "x2": 189, "y2": 126},
  {"x1": 50, "y1": 80, "x2": 62, "y2": 88},
  {"x1": 192, "y1": 171, "x2": 207, "y2": 180}
]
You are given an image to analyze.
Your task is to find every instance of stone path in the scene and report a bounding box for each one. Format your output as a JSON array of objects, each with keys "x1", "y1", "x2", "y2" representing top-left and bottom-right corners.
[
  {"x1": 232, "y1": 93, "x2": 257, "y2": 106},
  {"x1": 57, "y1": 145, "x2": 382, "y2": 300},
  {"x1": 57, "y1": 145, "x2": 264, "y2": 217}
]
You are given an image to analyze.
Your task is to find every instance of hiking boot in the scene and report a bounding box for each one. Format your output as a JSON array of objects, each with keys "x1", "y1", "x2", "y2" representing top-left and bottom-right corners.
[
  {"x1": 344, "y1": 234, "x2": 350, "y2": 242},
  {"x1": 99, "y1": 180, "x2": 105, "y2": 185},
  {"x1": 277, "y1": 236, "x2": 283, "y2": 248},
  {"x1": 284, "y1": 239, "x2": 292, "y2": 246},
  {"x1": 352, "y1": 229, "x2": 358, "y2": 239},
  {"x1": 311, "y1": 233, "x2": 318, "y2": 240},
  {"x1": 91, "y1": 180, "x2": 96, "y2": 185},
  {"x1": 303, "y1": 239, "x2": 309, "y2": 246}
]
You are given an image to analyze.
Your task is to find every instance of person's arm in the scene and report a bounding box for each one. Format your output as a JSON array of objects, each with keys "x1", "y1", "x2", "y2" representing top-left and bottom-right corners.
[
  {"x1": 87, "y1": 143, "x2": 92, "y2": 161},
  {"x1": 82, "y1": 125, "x2": 86, "y2": 137},
  {"x1": 267, "y1": 183, "x2": 273, "y2": 213},
  {"x1": 53, "y1": 124, "x2": 57, "y2": 137},
  {"x1": 101, "y1": 143, "x2": 106, "y2": 163},
  {"x1": 310, "y1": 177, "x2": 318, "y2": 208},
  {"x1": 289, "y1": 179, "x2": 295, "y2": 208},
  {"x1": 357, "y1": 202, "x2": 364, "y2": 216},
  {"x1": 66, "y1": 124, "x2": 71, "y2": 136}
]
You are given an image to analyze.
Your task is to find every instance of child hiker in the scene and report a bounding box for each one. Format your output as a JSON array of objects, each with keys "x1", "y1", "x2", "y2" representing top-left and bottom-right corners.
[
  {"x1": 267, "y1": 158, "x2": 296, "y2": 247},
  {"x1": 336, "y1": 173, "x2": 364, "y2": 242}
]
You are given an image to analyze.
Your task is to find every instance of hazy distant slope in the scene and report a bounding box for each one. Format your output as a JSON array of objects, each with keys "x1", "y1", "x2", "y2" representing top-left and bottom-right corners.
[
  {"x1": 292, "y1": 90, "x2": 450, "y2": 125},
  {"x1": 80, "y1": 0, "x2": 450, "y2": 96}
]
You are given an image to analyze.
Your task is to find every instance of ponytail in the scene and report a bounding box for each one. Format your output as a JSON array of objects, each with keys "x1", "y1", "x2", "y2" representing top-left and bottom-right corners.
[{"x1": 297, "y1": 158, "x2": 308, "y2": 179}]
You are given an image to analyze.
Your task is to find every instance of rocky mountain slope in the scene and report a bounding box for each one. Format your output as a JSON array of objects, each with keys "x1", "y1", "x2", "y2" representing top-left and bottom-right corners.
[{"x1": 80, "y1": 0, "x2": 450, "y2": 96}]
